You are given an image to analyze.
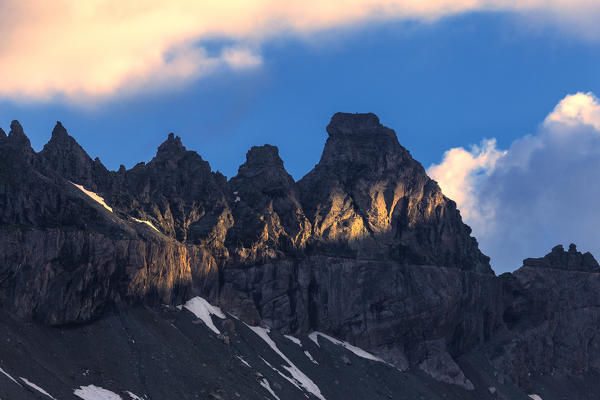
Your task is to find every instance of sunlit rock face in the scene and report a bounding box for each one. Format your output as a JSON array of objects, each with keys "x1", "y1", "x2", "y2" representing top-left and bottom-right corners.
[{"x1": 298, "y1": 113, "x2": 491, "y2": 273}]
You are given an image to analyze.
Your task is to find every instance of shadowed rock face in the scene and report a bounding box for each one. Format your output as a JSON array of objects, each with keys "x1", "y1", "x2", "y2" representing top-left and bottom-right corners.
[
  {"x1": 0, "y1": 113, "x2": 598, "y2": 398},
  {"x1": 523, "y1": 243, "x2": 600, "y2": 272},
  {"x1": 493, "y1": 244, "x2": 600, "y2": 391},
  {"x1": 226, "y1": 145, "x2": 310, "y2": 263},
  {"x1": 39, "y1": 122, "x2": 111, "y2": 192}
]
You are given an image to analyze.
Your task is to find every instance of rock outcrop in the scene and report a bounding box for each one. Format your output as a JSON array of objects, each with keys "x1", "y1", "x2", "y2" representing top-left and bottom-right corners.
[
  {"x1": 39, "y1": 122, "x2": 111, "y2": 191},
  {"x1": 298, "y1": 113, "x2": 491, "y2": 273},
  {"x1": 491, "y1": 244, "x2": 600, "y2": 391}
]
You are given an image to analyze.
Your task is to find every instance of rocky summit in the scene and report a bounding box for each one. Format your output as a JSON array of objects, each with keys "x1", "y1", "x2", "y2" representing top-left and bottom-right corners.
[{"x1": 0, "y1": 114, "x2": 599, "y2": 400}]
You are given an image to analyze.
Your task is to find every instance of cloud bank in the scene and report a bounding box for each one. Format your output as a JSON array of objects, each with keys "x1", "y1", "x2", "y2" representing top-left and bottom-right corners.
[
  {"x1": 0, "y1": 0, "x2": 599, "y2": 102},
  {"x1": 429, "y1": 92, "x2": 600, "y2": 272}
]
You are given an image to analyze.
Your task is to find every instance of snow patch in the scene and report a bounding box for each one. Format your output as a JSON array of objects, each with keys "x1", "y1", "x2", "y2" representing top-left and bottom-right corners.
[
  {"x1": 20, "y1": 377, "x2": 57, "y2": 400},
  {"x1": 0, "y1": 366, "x2": 21, "y2": 386},
  {"x1": 309, "y1": 332, "x2": 386, "y2": 363},
  {"x1": 182, "y1": 296, "x2": 226, "y2": 334},
  {"x1": 74, "y1": 385, "x2": 122, "y2": 400},
  {"x1": 125, "y1": 391, "x2": 144, "y2": 400},
  {"x1": 236, "y1": 356, "x2": 251, "y2": 368},
  {"x1": 247, "y1": 324, "x2": 325, "y2": 400},
  {"x1": 71, "y1": 182, "x2": 113, "y2": 212},
  {"x1": 529, "y1": 395, "x2": 543, "y2": 400},
  {"x1": 234, "y1": 196, "x2": 241, "y2": 203},
  {"x1": 304, "y1": 350, "x2": 318, "y2": 365},
  {"x1": 284, "y1": 335, "x2": 302, "y2": 346},
  {"x1": 261, "y1": 358, "x2": 303, "y2": 391},
  {"x1": 260, "y1": 378, "x2": 281, "y2": 400},
  {"x1": 131, "y1": 217, "x2": 159, "y2": 232}
]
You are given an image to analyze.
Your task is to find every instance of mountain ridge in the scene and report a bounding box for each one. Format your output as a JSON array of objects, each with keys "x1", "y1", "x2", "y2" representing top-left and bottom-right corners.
[{"x1": 1, "y1": 113, "x2": 599, "y2": 399}]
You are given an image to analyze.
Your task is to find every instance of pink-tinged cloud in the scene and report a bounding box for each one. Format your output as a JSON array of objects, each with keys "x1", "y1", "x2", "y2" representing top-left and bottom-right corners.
[
  {"x1": 428, "y1": 92, "x2": 600, "y2": 271},
  {"x1": 0, "y1": 1, "x2": 598, "y2": 102}
]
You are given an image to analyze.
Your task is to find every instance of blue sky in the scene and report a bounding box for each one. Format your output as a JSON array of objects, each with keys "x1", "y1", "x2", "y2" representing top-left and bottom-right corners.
[
  {"x1": 2, "y1": 12, "x2": 598, "y2": 178},
  {"x1": 2, "y1": 3, "x2": 600, "y2": 272}
]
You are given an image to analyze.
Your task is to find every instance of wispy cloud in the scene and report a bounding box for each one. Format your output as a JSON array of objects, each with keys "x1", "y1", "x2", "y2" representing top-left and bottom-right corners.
[
  {"x1": 0, "y1": 1, "x2": 598, "y2": 103},
  {"x1": 429, "y1": 92, "x2": 600, "y2": 272}
]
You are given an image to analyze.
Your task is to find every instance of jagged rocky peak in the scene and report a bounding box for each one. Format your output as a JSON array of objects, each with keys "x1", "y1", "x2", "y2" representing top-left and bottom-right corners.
[
  {"x1": 1, "y1": 120, "x2": 34, "y2": 164},
  {"x1": 43, "y1": 121, "x2": 83, "y2": 149},
  {"x1": 319, "y1": 112, "x2": 409, "y2": 168},
  {"x1": 522, "y1": 243, "x2": 600, "y2": 272},
  {"x1": 39, "y1": 121, "x2": 109, "y2": 191},
  {"x1": 6, "y1": 120, "x2": 31, "y2": 147},
  {"x1": 155, "y1": 132, "x2": 186, "y2": 159},
  {"x1": 146, "y1": 132, "x2": 214, "y2": 176},
  {"x1": 144, "y1": 132, "x2": 213, "y2": 177},
  {"x1": 50, "y1": 120, "x2": 68, "y2": 138},
  {"x1": 232, "y1": 144, "x2": 294, "y2": 188},
  {"x1": 298, "y1": 112, "x2": 491, "y2": 273},
  {"x1": 327, "y1": 112, "x2": 388, "y2": 137},
  {"x1": 227, "y1": 144, "x2": 309, "y2": 258},
  {"x1": 243, "y1": 144, "x2": 284, "y2": 170},
  {"x1": 9, "y1": 120, "x2": 25, "y2": 137},
  {"x1": 0, "y1": 127, "x2": 6, "y2": 139}
]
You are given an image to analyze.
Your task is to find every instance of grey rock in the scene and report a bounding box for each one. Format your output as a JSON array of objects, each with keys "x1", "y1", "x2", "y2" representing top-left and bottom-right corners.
[
  {"x1": 418, "y1": 339, "x2": 475, "y2": 390},
  {"x1": 489, "y1": 244, "x2": 600, "y2": 391}
]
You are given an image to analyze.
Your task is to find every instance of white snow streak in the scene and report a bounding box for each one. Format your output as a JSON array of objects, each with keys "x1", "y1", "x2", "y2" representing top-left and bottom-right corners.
[
  {"x1": 304, "y1": 350, "x2": 318, "y2": 365},
  {"x1": 20, "y1": 377, "x2": 57, "y2": 400},
  {"x1": 0, "y1": 367, "x2": 21, "y2": 386},
  {"x1": 182, "y1": 296, "x2": 226, "y2": 334},
  {"x1": 261, "y1": 357, "x2": 303, "y2": 391},
  {"x1": 125, "y1": 391, "x2": 144, "y2": 400},
  {"x1": 71, "y1": 182, "x2": 113, "y2": 212},
  {"x1": 529, "y1": 395, "x2": 543, "y2": 400},
  {"x1": 247, "y1": 324, "x2": 325, "y2": 400},
  {"x1": 236, "y1": 356, "x2": 251, "y2": 368},
  {"x1": 131, "y1": 217, "x2": 160, "y2": 232},
  {"x1": 308, "y1": 332, "x2": 385, "y2": 363},
  {"x1": 284, "y1": 335, "x2": 302, "y2": 346},
  {"x1": 260, "y1": 378, "x2": 281, "y2": 400},
  {"x1": 74, "y1": 384, "x2": 122, "y2": 400}
]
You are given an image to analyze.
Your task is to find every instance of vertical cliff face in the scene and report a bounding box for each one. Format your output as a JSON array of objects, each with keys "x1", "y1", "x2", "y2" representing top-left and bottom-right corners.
[
  {"x1": 298, "y1": 113, "x2": 491, "y2": 273},
  {"x1": 493, "y1": 244, "x2": 600, "y2": 391},
  {"x1": 226, "y1": 145, "x2": 311, "y2": 263}
]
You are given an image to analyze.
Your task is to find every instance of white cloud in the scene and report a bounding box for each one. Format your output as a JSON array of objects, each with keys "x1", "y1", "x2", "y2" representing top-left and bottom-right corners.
[
  {"x1": 429, "y1": 139, "x2": 506, "y2": 232},
  {"x1": 544, "y1": 92, "x2": 600, "y2": 131},
  {"x1": 428, "y1": 92, "x2": 600, "y2": 272},
  {"x1": 0, "y1": 1, "x2": 598, "y2": 102}
]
